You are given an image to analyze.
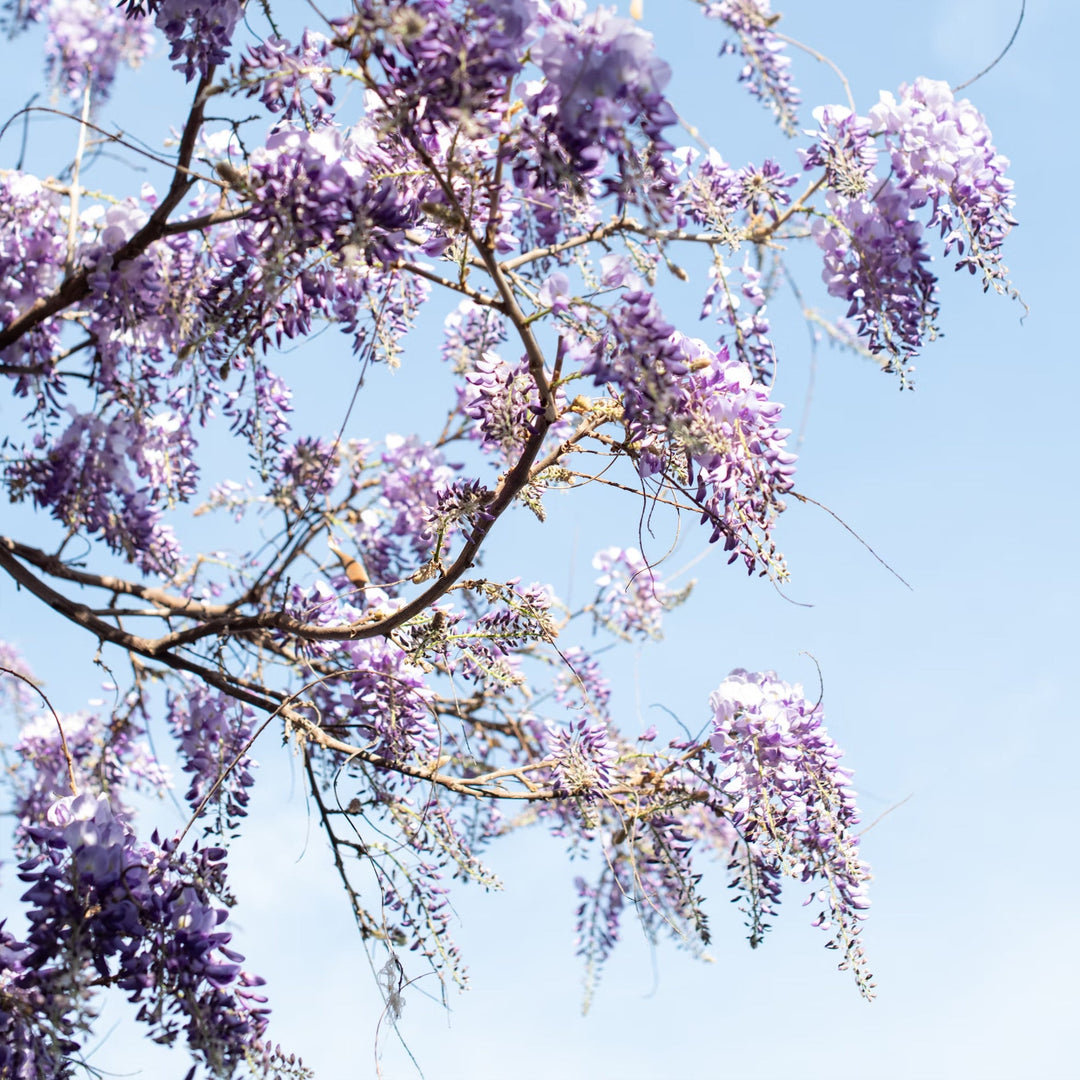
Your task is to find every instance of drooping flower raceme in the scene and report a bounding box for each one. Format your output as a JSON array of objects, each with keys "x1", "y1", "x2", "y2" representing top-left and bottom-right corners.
[
  {"x1": 583, "y1": 290, "x2": 796, "y2": 571},
  {"x1": 10, "y1": 407, "x2": 194, "y2": 573},
  {"x1": 241, "y1": 31, "x2": 336, "y2": 122},
  {"x1": 43, "y1": 0, "x2": 154, "y2": 100},
  {"x1": 167, "y1": 685, "x2": 257, "y2": 833},
  {"x1": 0, "y1": 171, "x2": 66, "y2": 378},
  {"x1": 10, "y1": 793, "x2": 272, "y2": 1077},
  {"x1": 703, "y1": 0, "x2": 800, "y2": 134},
  {"x1": 554, "y1": 647, "x2": 612, "y2": 722},
  {"x1": 14, "y1": 706, "x2": 169, "y2": 829},
  {"x1": 546, "y1": 717, "x2": 615, "y2": 799},
  {"x1": 799, "y1": 105, "x2": 878, "y2": 198},
  {"x1": 709, "y1": 669, "x2": 873, "y2": 991},
  {"x1": 151, "y1": 0, "x2": 245, "y2": 80},
  {"x1": 246, "y1": 126, "x2": 418, "y2": 265},
  {"x1": 812, "y1": 182, "x2": 939, "y2": 368},
  {"x1": 869, "y1": 77, "x2": 1017, "y2": 291},
  {"x1": 592, "y1": 546, "x2": 673, "y2": 639},
  {"x1": 0, "y1": 0, "x2": 1025, "y2": 1060},
  {"x1": 522, "y1": 2, "x2": 677, "y2": 204}
]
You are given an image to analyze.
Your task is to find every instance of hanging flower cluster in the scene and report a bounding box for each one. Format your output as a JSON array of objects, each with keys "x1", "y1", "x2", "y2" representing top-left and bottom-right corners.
[
  {"x1": 869, "y1": 77, "x2": 1017, "y2": 290},
  {"x1": 592, "y1": 546, "x2": 675, "y2": 639},
  {"x1": 709, "y1": 669, "x2": 873, "y2": 989},
  {"x1": 703, "y1": 0, "x2": 801, "y2": 134},
  {"x1": 6, "y1": 794, "x2": 273, "y2": 1079}
]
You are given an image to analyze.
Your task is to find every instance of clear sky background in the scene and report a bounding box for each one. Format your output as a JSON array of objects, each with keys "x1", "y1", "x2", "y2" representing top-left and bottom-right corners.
[{"x1": 1, "y1": 2, "x2": 1077, "y2": 1078}]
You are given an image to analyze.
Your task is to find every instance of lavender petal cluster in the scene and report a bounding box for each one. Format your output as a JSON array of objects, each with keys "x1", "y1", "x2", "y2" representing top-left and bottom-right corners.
[
  {"x1": 703, "y1": 0, "x2": 800, "y2": 135},
  {"x1": 812, "y1": 183, "x2": 939, "y2": 368},
  {"x1": 324, "y1": 638, "x2": 437, "y2": 766},
  {"x1": 553, "y1": 646, "x2": 612, "y2": 722},
  {"x1": 592, "y1": 546, "x2": 673, "y2": 640},
  {"x1": 9, "y1": 407, "x2": 195, "y2": 573},
  {"x1": 461, "y1": 353, "x2": 543, "y2": 457},
  {"x1": 9, "y1": 793, "x2": 271, "y2": 1075},
  {"x1": 675, "y1": 148, "x2": 795, "y2": 238},
  {"x1": 0, "y1": 171, "x2": 66, "y2": 378},
  {"x1": 241, "y1": 31, "x2": 336, "y2": 123},
  {"x1": 224, "y1": 364, "x2": 294, "y2": 460},
  {"x1": 331, "y1": 0, "x2": 536, "y2": 135},
  {"x1": 117, "y1": 0, "x2": 243, "y2": 80},
  {"x1": 273, "y1": 436, "x2": 342, "y2": 509},
  {"x1": 283, "y1": 583, "x2": 438, "y2": 766},
  {"x1": 584, "y1": 291, "x2": 796, "y2": 571},
  {"x1": 701, "y1": 259, "x2": 777, "y2": 382},
  {"x1": 869, "y1": 77, "x2": 1017, "y2": 291},
  {"x1": 246, "y1": 126, "x2": 418, "y2": 265},
  {"x1": 355, "y1": 435, "x2": 459, "y2": 584},
  {"x1": 167, "y1": 685, "x2": 257, "y2": 834},
  {"x1": 522, "y1": 2, "x2": 677, "y2": 201},
  {"x1": 43, "y1": 0, "x2": 154, "y2": 101},
  {"x1": 709, "y1": 669, "x2": 873, "y2": 993},
  {"x1": 573, "y1": 858, "x2": 630, "y2": 991},
  {"x1": 441, "y1": 300, "x2": 508, "y2": 373},
  {"x1": 799, "y1": 105, "x2": 879, "y2": 198},
  {"x1": 582, "y1": 288, "x2": 689, "y2": 474},
  {"x1": 546, "y1": 717, "x2": 615, "y2": 800},
  {"x1": 15, "y1": 704, "x2": 168, "y2": 830},
  {"x1": 0, "y1": 919, "x2": 73, "y2": 1080},
  {"x1": 678, "y1": 337, "x2": 796, "y2": 566}
]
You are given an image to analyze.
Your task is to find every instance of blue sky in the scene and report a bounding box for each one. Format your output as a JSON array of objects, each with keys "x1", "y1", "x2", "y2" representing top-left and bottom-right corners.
[{"x1": 1, "y1": 2, "x2": 1077, "y2": 1077}]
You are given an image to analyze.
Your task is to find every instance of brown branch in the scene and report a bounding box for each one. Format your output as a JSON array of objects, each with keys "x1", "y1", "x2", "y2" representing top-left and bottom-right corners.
[
  {"x1": 0, "y1": 538, "x2": 566, "y2": 802},
  {"x1": 0, "y1": 536, "x2": 233, "y2": 618},
  {"x1": 393, "y1": 259, "x2": 501, "y2": 307},
  {"x1": 0, "y1": 540, "x2": 283, "y2": 713}
]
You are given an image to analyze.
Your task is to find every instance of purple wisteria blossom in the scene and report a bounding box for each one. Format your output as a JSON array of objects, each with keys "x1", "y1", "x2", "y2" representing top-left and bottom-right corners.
[
  {"x1": 274, "y1": 437, "x2": 342, "y2": 508},
  {"x1": 441, "y1": 300, "x2": 508, "y2": 372},
  {"x1": 546, "y1": 717, "x2": 615, "y2": 799},
  {"x1": 167, "y1": 685, "x2": 257, "y2": 834},
  {"x1": 321, "y1": 637, "x2": 437, "y2": 765},
  {"x1": 800, "y1": 104, "x2": 879, "y2": 198},
  {"x1": 150, "y1": 0, "x2": 244, "y2": 80},
  {"x1": 583, "y1": 290, "x2": 796, "y2": 569},
  {"x1": 703, "y1": 0, "x2": 800, "y2": 134},
  {"x1": 14, "y1": 705, "x2": 169, "y2": 829},
  {"x1": 701, "y1": 259, "x2": 777, "y2": 381},
  {"x1": 331, "y1": 0, "x2": 537, "y2": 135},
  {"x1": 812, "y1": 182, "x2": 939, "y2": 368},
  {"x1": 0, "y1": 0, "x2": 1026, "y2": 1057},
  {"x1": 8, "y1": 793, "x2": 274, "y2": 1077},
  {"x1": 522, "y1": 2, "x2": 677, "y2": 207},
  {"x1": 354, "y1": 435, "x2": 459, "y2": 584},
  {"x1": 241, "y1": 31, "x2": 336, "y2": 122},
  {"x1": 9, "y1": 407, "x2": 195, "y2": 573},
  {"x1": 246, "y1": 126, "x2": 418, "y2": 264},
  {"x1": 592, "y1": 546, "x2": 673, "y2": 639},
  {"x1": 869, "y1": 77, "x2": 1017, "y2": 290},
  {"x1": 43, "y1": 0, "x2": 154, "y2": 100},
  {"x1": 0, "y1": 171, "x2": 66, "y2": 379},
  {"x1": 709, "y1": 669, "x2": 873, "y2": 989},
  {"x1": 554, "y1": 646, "x2": 612, "y2": 722}
]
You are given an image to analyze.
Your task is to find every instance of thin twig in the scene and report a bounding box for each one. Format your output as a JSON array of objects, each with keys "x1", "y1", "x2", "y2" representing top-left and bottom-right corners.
[
  {"x1": 953, "y1": 0, "x2": 1025, "y2": 91},
  {"x1": 0, "y1": 665, "x2": 78, "y2": 795},
  {"x1": 773, "y1": 33, "x2": 856, "y2": 114},
  {"x1": 791, "y1": 491, "x2": 913, "y2": 590},
  {"x1": 65, "y1": 82, "x2": 92, "y2": 274}
]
